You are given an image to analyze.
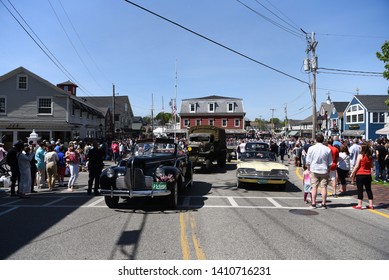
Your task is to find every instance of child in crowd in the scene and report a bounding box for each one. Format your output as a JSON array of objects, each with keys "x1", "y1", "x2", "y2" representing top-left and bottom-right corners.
[{"x1": 303, "y1": 164, "x2": 312, "y2": 204}]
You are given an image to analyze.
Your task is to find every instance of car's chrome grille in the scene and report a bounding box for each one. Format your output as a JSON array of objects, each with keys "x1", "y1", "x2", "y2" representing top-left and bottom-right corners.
[
  {"x1": 116, "y1": 175, "x2": 126, "y2": 189},
  {"x1": 254, "y1": 171, "x2": 270, "y2": 176},
  {"x1": 132, "y1": 168, "x2": 153, "y2": 190}
]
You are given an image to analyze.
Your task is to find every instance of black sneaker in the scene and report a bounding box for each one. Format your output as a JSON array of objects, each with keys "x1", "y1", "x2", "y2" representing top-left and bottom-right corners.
[{"x1": 319, "y1": 203, "x2": 327, "y2": 209}]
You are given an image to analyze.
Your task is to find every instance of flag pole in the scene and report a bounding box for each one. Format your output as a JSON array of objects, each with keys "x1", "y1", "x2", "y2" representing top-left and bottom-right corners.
[{"x1": 174, "y1": 60, "x2": 178, "y2": 142}]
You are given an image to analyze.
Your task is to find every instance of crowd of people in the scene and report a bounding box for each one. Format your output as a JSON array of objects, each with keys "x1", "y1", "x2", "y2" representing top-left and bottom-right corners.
[
  {"x1": 1, "y1": 133, "x2": 388, "y2": 208},
  {"x1": 230, "y1": 134, "x2": 389, "y2": 210},
  {"x1": 0, "y1": 138, "x2": 137, "y2": 199}
]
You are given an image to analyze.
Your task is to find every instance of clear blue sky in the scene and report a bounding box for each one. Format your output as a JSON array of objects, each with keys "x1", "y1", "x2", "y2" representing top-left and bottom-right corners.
[{"x1": 1, "y1": 0, "x2": 388, "y2": 121}]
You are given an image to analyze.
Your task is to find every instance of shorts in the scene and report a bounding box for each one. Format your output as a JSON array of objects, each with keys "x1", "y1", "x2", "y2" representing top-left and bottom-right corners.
[
  {"x1": 329, "y1": 170, "x2": 337, "y2": 181},
  {"x1": 304, "y1": 183, "x2": 312, "y2": 193},
  {"x1": 310, "y1": 172, "x2": 329, "y2": 189}
]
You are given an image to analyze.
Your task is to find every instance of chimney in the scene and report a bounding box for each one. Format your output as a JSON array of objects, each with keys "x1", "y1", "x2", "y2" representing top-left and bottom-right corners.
[{"x1": 57, "y1": 80, "x2": 78, "y2": 96}]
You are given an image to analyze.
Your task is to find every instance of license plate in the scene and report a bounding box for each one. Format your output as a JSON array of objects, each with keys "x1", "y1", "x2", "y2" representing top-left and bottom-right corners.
[
  {"x1": 257, "y1": 179, "x2": 268, "y2": 184},
  {"x1": 152, "y1": 182, "x2": 167, "y2": 190}
]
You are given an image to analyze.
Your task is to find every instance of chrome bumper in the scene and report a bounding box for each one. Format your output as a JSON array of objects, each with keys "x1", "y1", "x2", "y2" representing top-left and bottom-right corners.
[{"x1": 100, "y1": 188, "x2": 171, "y2": 198}]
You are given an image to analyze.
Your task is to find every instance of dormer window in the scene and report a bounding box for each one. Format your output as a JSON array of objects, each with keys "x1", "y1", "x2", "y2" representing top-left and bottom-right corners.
[
  {"x1": 17, "y1": 74, "x2": 28, "y2": 90},
  {"x1": 189, "y1": 103, "x2": 196, "y2": 113},
  {"x1": 227, "y1": 103, "x2": 234, "y2": 112},
  {"x1": 208, "y1": 102, "x2": 215, "y2": 112}
]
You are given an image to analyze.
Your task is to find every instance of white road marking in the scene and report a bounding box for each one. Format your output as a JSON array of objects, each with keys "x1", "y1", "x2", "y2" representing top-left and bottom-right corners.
[
  {"x1": 86, "y1": 197, "x2": 104, "y2": 207},
  {"x1": 267, "y1": 197, "x2": 283, "y2": 208},
  {"x1": 227, "y1": 197, "x2": 239, "y2": 207},
  {"x1": 0, "y1": 206, "x2": 19, "y2": 217}
]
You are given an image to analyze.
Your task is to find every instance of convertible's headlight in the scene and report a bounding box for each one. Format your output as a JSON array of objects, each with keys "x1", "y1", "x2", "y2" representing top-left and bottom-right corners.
[
  {"x1": 155, "y1": 167, "x2": 165, "y2": 178},
  {"x1": 106, "y1": 168, "x2": 115, "y2": 178},
  {"x1": 237, "y1": 168, "x2": 256, "y2": 174}
]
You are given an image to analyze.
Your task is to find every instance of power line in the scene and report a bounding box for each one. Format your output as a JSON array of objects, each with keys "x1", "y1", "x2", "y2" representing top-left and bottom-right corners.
[
  {"x1": 316, "y1": 32, "x2": 387, "y2": 39},
  {"x1": 122, "y1": 0, "x2": 310, "y2": 86},
  {"x1": 236, "y1": 0, "x2": 304, "y2": 39},
  {"x1": 1, "y1": 0, "x2": 79, "y2": 85},
  {"x1": 318, "y1": 67, "x2": 383, "y2": 75}
]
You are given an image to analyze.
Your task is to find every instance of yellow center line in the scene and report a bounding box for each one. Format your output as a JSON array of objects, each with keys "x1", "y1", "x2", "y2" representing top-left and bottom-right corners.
[
  {"x1": 180, "y1": 212, "x2": 207, "y2": 260},
  {"x1": 179, "y1": 212, "x2": 190, "y2": 260},
  {"x1": 190, "y1": 214, "x2": 206, "y2": 260}
]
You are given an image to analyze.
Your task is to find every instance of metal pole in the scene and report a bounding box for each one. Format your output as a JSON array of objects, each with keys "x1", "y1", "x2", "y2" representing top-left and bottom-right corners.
[{"x1": 112, "y1": 84, "x2": 115, "y2": 140}]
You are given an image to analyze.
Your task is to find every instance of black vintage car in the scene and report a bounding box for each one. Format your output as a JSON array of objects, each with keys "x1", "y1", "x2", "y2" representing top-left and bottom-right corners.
[{"x1": 99, "y1": 138, "x2": 193, "y2": 209}]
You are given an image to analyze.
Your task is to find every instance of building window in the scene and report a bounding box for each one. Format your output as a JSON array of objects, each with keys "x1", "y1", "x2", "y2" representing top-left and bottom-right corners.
[
  {"x1": 72, "y1": 105, "x2": 75, "y2": 116},
  {"x1": 79, "y1": 109, "x2": 83, "y2": 118},
  {"x1": 190, "y1": 103, "x2": 196, "y2": 113},
  {"x1": 38, "y1": 98, "x2": 52, "y2": 114},
  {"x1": 209, "y1": 119, "x2": 214, "y2": 126},
  {"x1": 17, "y1": 74, "x2": 28, "y2": 90},
  {"x1": 208, "y1": 103, "x2": 215, "y2": 112},
  {"x1": 196, "y1": 119, "x2": 201, "y2": 126},
  {"x1": 372, "y1": 112, "x2": 385, "y2": 123},
  {"x1": 346, "y1": 104, "x2": 364, "y2": 124},
  {"x1": 227, "y1": 103, "x2": 234, "y2": 112},
  {"x1": 234, "y1": 119, "x2": 240, "y2": 127},
  {"x1": 0, "y1": 96, "x2": 6, "y2": 114},
  {"x1": 222, "y1": 119, "x2": 227, "y2": 127},
  {"x1": 184, "y1": 119, "x2": 190, "y2": 127}
]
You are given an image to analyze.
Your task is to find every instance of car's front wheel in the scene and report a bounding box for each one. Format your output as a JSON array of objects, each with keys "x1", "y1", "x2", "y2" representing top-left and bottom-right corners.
[
  {"x1": 105, "y1": 196, "x2": 119, "y2": 208},
  {"x1": 167, "y1": 181, "x2": 178, "y2": 209}
]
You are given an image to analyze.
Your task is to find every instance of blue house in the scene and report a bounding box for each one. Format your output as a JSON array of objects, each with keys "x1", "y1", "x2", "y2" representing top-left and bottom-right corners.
[{"x1": 343, "y1": 95, "x2": 388, "y2": 140}]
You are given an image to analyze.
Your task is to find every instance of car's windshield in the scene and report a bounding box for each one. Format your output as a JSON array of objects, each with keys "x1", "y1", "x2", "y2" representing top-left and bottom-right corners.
[
  {"x1": 245, "y1": 142, "x2": 269, "y2": 151},
  {"x1": 240, "y1": 151, "x2": 276, "y2": 161},
  {"x1": 134, "y1": 142, "x2": 176, "y2": 156},
  {"x1": 189, "y1": 134, "x2": 210, "y2": 142}
]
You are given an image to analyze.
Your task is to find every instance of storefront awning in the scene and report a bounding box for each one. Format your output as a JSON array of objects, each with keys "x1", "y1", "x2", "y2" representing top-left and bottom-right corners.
[
  {"x1": 287, "y1": 130, "x2": 300, "y2": 136},
  {"x1": 343, "y1": 130, "x2": 365, "y2": 137},
  {"x1": 376, "y1": 126, "x2": 389, "y2": 135}
]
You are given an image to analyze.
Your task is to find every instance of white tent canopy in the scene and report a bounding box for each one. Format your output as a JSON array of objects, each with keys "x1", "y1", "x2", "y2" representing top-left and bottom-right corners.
[{"x1": 376, "y1": 125, "x2": 389, "y2": 135}]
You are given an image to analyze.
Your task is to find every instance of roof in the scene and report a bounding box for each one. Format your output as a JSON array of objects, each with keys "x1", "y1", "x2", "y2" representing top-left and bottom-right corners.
[
  {"x1": 182, "y1": 95, "x2": 242, "y2": 101},
  {"x1": 354, "y1": 95, "x2": 388, "y2": 111},
  {"x1": 82, "y1": 96, "x2": 134, "y2": 117},
  {"x1": 332, "y1": 101, "x2": 349, "y2": 112},
  {"x1": 0, "y1": 67, "x2": 103, "y2": 117},
  {"x1": 180, "y1": 95, "x2": 245, "y2": 115}
]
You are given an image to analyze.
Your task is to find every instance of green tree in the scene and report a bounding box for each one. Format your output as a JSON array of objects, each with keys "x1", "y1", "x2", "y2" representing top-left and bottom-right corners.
[
  {"x1": 155, "y1": 112, "x2": 172, "y2": 125},
  {"x1": 376, "y1": 41, "x2": 389, "y2": 106}
]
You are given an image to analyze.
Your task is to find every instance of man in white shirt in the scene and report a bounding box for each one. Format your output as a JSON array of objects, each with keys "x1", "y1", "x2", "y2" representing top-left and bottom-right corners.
[
  {"x1": 348, "y1": 138, "x2": 360, "y2": 184},
  {"x1": 305, "y1": 134, "x2": 333, "y2": 209}
]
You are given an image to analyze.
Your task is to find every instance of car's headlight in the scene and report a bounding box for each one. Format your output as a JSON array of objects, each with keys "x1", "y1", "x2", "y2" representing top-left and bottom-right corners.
[
  {"x1": 270, "y1": 169, "x2": 289, "y2": 176},
  {"x1": 106, "y1": 168, "x2": 115, "y2": 178},
  {"x1": 237, "y1": 168, "x2": 256, "y2": 174},
  {"x1": 155, "y1": 167, "x2": 165, "y2": 178}
]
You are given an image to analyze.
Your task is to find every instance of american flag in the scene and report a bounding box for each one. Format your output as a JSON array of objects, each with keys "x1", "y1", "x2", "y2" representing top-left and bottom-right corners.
[{"x1": 170, "y1": 98, "x2": 176, "y2": 117}]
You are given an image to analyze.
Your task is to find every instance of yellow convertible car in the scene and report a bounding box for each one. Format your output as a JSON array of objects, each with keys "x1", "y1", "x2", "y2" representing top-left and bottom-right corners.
[{"x1": 236, "y1": 151, "x2": 289, "y2": 190}]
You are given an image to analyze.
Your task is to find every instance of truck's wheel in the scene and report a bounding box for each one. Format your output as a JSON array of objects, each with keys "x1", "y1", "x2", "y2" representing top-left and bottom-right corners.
[
  {"x1": 217, "y1": 156, "x2": 226, "y2": 167},
  {"x1": 168, "y1": 181, "x2": 178, "y2": 208},
  {"x1": 105, "y1": 196, "x2": 119, "y2": 208}
]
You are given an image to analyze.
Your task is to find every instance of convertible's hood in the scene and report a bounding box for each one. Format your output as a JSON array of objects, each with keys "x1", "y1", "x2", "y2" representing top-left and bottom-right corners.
[{"x1": 237, "y1": 161, "x2": 287, "y2": 171}]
